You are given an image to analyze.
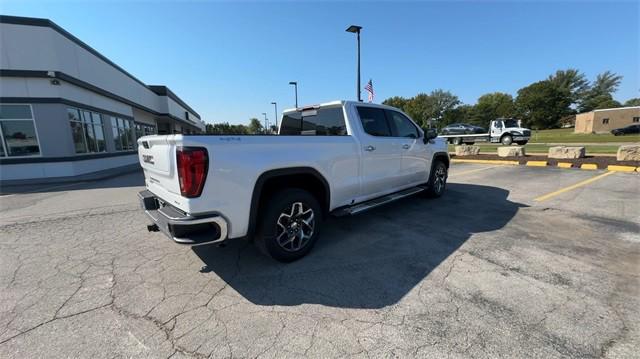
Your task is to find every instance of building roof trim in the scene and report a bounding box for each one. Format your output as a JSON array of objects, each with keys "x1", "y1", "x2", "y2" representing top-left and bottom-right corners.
[
  {"x1": 0, "y1": 15, "x2": 200, "y2": 119},
  {"x1": 592, "y1": 106, "x2": 640, "y2": 113}
]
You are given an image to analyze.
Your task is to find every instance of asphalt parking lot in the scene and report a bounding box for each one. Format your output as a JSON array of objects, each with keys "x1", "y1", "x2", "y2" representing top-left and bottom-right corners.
[{"x1": 0, "y1": 164, "x2": 638, "y2": 358}]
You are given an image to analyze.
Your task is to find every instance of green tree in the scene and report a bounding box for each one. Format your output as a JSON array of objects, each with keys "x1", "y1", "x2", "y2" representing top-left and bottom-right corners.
[
  {"x1": 248, "y1": 118, "x2": 263, "y2": 134},
  {"x1": 547, "y1": 68, "x2": 590, "y2": 104},
  {"x1": 581, "y1": 93, "x2": 622, "y2": 111},
  {"x1": 624, "y1": 98, "x2": 640, "y2": 107},
  {"x1": 441, "y1": 104, "x2": 473, "y2": 127},
  {"x1": 382, "y1": 96, "x2": 409, "y2": 112},
  {"x1": 579, "y1": 71, "x2": 623, "y2": 112},
  {"x1": 206, "y1": 122, "x2": 249, "y2": 134},
  {"x1": 470, "y1": 92, "x2": 515, "y2": 126},
  {"x1": 402, "y1": 90, "x2": 459, "y2": 128},
  {"x1": 515, "y1": 80, "x2": 572, "y2": 129}
]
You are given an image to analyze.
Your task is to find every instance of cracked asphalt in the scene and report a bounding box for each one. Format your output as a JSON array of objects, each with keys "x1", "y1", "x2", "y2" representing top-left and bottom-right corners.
[{"x1": 0, "y1": 164, "x2": 638, "y2": 358}]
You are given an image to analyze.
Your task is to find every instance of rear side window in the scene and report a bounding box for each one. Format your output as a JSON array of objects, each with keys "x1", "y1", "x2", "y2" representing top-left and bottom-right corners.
[
  {"x1": 386, "y1": 110, "x2": 419, "y2": 138},
  {"x1": 280, "y1": 107, "x2": 347, "y2": 136},
  {"x1": 357, "y1": 107, "x2": 391, "y2": 136}
]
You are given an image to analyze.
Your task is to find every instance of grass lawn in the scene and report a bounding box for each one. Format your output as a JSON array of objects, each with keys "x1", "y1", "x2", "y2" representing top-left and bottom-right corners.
[
  {"x1": 448, "y1": 143, "x2": 620, "y2": 154},
  {"x1": 528, "y1": 128, "x2": 640, "y2": 143}
]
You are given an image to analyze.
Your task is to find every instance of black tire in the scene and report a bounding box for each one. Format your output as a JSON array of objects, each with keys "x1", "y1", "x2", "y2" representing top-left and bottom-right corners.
[
  {"x1": 501, "y1": 134, "x2": 513, "y2": 146},
  {"x1": 424, "y1": 161, "x2": 448, "y2": 198},
  {"x1": 516, "y1": 141, "x2": 528, "y2": 145},
  {"x1": 255, "y1": 188, "x2": 322, "y2": 262},
  {"x1": 453, "y1": 137, "x2": 463, "y2": 145}
]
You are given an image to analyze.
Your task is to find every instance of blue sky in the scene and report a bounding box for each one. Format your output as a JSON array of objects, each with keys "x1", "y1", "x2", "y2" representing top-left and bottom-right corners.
[{"x1": 2, "y1": 1, "x2": 638, "y2": 125}]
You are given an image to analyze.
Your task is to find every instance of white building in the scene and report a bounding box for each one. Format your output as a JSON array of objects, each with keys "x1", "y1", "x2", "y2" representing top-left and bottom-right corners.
[{"x1": 0, "y1": 15, "x2": 205, "y2": 184}]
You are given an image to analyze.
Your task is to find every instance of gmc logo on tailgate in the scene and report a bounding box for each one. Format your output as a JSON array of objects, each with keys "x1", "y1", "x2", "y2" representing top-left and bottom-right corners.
[{"x1": 142, "y1": 154, "x2": 155, "y2": 165}]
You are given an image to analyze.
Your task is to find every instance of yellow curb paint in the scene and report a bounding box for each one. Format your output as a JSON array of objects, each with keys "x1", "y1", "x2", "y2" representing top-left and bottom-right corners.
[
  {"x1": 607, "y1": 165, "x2": 637, "y2": 172},
  {"x1": 452, "y1": 159, "x2": 519, "y2": 165},
  {"x1": 534, "y1": 171, "x2": 615, "y2": 202},
  {"x1": 526, "y1": 161, "x2": 547, "y2": 167},
  {"x1": 580, "y1": 164, "x2": 598, "y2": 170},
  {"x1": 557, "y1": 162, "x2": 573, "y2": 168},
  {"x1": 453, "y1": 166, "x2": 499, "y2": 176}
]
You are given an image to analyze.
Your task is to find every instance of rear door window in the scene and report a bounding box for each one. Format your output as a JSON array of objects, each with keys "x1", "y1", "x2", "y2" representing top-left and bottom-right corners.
[
  {"x1": 280, "y1": 107, "x2": 347, "y2": 135},
  {"x1": 357, "y1": 107, "x2": 391, "y2": 137}
]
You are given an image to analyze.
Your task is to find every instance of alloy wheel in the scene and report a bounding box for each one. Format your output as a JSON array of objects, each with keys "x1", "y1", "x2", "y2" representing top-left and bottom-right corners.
[
  {"x1": 433, "y1": 165, "x2": 447, "y2": 194},
  {"x1": 275, "y1": 202, "x2": 315, "y2": 252}
]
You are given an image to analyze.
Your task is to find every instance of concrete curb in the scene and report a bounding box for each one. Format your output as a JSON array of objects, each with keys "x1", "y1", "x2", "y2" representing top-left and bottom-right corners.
[
  {"x1": 451, "y1": 159, "x2": 519, "y2": 166},
  {"x1": 526, "y1": 161, "x2": 548, "y2": 167},
  {"x1": 607, "y1": 165, "x2": 638, "y2": 172},
  {"x1": 452, "y1": 158, "x2": 639, "y2": 172},
  {"x1": 0, "y1": 164, "x2": 142, "y2": 187},
  {"x1": 580, "y1": 164, "x2": 598, "y2": 170}
]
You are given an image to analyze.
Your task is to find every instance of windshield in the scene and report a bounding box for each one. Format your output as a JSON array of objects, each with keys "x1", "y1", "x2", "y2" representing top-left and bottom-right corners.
[{"x1": 504, "y1": 119, "x2": 518, "y2": 128}]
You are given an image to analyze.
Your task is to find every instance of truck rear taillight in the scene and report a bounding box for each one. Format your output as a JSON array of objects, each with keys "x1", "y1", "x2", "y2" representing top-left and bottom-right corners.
[{"x1": 176, "y1": 147, "x2": 208, "y2": 198}]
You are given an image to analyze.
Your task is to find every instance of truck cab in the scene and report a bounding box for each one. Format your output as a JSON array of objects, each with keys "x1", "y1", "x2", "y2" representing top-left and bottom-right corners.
[{"x1": 490, "y1": 118, "x2": 531, "y2": 145}]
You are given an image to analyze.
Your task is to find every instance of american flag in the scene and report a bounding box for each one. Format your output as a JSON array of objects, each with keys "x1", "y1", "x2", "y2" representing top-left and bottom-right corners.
[{"x1": 364, "y1": 79, "x2": 374, "y2": 103}]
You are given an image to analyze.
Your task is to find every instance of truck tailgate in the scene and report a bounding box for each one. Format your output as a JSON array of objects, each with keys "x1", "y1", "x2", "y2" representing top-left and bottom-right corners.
[{"x1": 137, "y1": 136, "x2": 182, "y2": 199}]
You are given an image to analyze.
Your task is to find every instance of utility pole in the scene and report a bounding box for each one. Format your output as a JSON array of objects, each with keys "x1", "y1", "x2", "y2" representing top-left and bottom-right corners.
[
  {"x1": 289, "y1": 81, "x2": 298, "y2": 108},
  {"x1": 346, "y1": 25, "x2": 363, "y2": 102},
  {"x1": 271, "y1": 102, "x2": 278, "y2": 132},
  {"x1": 261, "y1": 112, "x2": 268, "y2": 134}
]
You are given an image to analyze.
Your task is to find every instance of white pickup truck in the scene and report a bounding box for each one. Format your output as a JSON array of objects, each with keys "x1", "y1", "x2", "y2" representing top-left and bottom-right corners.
[{"x1": 138, "y1": 100, "x2": 449, "y2": 261}]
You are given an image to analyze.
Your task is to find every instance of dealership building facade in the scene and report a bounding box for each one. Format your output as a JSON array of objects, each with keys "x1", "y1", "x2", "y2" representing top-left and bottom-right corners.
[{"x1": 0, "y1": 15, "x2": 205, "y2": 183}]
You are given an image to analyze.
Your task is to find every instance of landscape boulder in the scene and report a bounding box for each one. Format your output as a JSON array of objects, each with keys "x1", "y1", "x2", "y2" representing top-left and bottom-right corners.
[
  {"x1": 548, "y1": 146, "x2": 586, "y2": 159},
  {"x1": 617, "y1": 145, "x2": 640, "y2": 161},
  {"x1": 497, "y1": 146, "x2": 525, "y2": 157},
  {"x1": 455, "y1": 145, "x2": 480, "y2": 156}
]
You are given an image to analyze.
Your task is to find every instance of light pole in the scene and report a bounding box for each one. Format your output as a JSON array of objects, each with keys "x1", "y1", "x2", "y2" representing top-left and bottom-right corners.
[
  {"x1": 345, "y1": 25, "x2": 363, "y2": 102},
  {"x1": 289, "y1": 81, "x2": 298, "y2": 108},
  {"x1": 270, "y1": 102, "x2": 278, "y2": 131},
  {"x1": 261, "y1": 112, "x2": 268, "y2": 134}
]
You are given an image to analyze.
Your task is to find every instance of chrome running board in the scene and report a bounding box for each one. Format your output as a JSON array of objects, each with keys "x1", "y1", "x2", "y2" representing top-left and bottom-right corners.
[{"x1": 333, "y1": 187, "x2": 425, "y2": 216}]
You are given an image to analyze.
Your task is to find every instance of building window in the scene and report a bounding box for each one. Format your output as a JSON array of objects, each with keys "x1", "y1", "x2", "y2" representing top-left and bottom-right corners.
[
  {"x1": 135, "y1": 123, "x2": 156, "y2": 139},
  {"x1": 602, "y1": 118, "x2": 609, "y2": 125},
  {"x1": 0, "y1": 104, "x2": 41, "y2": 157},
  {"x1": 110, "y1": 117, "x2": 135, "y2": 151},
  {"x1": 633, "y1": 117, "x2": 639, "y2": 123},
  {"x1": 68, "y1": 108, "x2": 106, "y2": 153}
]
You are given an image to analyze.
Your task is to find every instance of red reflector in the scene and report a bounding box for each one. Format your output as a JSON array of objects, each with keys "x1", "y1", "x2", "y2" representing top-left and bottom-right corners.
[{"x1": 176, "y1": 147, "x2": 208, "y2": 198}]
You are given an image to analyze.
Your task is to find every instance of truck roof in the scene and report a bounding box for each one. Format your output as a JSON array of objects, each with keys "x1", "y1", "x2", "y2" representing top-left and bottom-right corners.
[{"x1": 282, "y1": 100, "x2": 396, "y2": 113}]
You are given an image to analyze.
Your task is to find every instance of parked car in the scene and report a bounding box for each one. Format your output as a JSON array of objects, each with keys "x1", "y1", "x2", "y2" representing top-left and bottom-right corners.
[
  {"x1": 440, "y1": 123, "x2": 485, "y2": 135},
  {"x1": 611, "y1": 124, "x2": 640, "y2": 136},
  {"x1": 138, "y1": 100, "x2": 449, "y2": 262}
]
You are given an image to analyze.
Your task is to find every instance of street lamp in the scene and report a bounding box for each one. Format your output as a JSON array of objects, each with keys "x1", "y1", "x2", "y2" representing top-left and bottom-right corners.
[
  {"x1": 270, "y1": 101, "x2": 278, "y2": 131},
  {"x1": 289, "y1": 81, "x2": 298, "y2": 108},
  {"x1": 261, "y1": 112, "x2": 268, "y2": 134},
  {"x1": 345, "y1": 25, "x2": 363, "y2": 102}
]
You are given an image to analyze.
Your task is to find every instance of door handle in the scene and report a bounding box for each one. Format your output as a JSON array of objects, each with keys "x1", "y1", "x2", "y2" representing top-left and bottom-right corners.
[
  {"x1": 402, "y1": 144, "x2": 410, "y2": 149},
  {"x1": 364, "y1": 145, "x2": 376, "y2": 152}
]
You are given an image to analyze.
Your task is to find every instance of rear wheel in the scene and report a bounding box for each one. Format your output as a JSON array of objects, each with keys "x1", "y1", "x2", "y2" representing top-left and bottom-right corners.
[
  {"x1": 501, "y1": 134, "x2": 513, "y2": 146},
  {"x1": 453, "y1": 137, "x2": 463, "y2": 145},
  {"x1": 255, "y1": 189, "x2": 322, "y2": 262},
  {"x1": 424, "y1": 161, "x2": 448, "y2": 198}
]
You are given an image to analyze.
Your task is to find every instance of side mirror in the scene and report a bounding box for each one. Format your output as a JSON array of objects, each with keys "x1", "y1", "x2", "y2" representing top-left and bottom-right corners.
[{"x1": 424, "y1": 128, "x2": 438, "y2": 143}]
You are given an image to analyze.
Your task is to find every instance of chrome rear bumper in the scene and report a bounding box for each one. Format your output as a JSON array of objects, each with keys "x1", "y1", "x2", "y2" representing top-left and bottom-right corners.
[{"x1": 138, "y1": 190, "x2": 228, "y2": 246}]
